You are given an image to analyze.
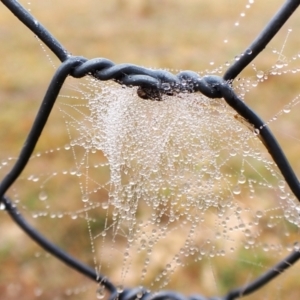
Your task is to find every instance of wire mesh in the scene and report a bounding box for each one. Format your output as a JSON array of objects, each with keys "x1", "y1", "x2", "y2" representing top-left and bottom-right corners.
[{"x1": 0, "y1": 0, "x2": 300, "y2": 299}]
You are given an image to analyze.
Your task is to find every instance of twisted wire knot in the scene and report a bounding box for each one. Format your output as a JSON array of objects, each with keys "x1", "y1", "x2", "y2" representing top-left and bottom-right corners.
[
  {"x1": 111, "y1": 288, "x2": 220, "y2": 300},
  {"x1": 70, "y1": 56, "x2": 226, "y2": 100}
]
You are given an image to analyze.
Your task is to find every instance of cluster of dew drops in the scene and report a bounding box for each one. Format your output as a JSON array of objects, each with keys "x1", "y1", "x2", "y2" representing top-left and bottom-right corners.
[{"x1": 49, "y1": 74, "x2": 300, "y2": 291}]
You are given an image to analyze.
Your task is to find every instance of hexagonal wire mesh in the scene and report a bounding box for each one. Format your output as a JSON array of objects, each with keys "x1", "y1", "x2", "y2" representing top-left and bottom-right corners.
[{"x1": 0, "y1": 0, "x2": 300, "y2": 299}]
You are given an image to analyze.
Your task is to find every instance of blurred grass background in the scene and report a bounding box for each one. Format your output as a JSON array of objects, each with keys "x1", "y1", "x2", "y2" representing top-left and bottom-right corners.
[{"x1": 1, "y1": 0, "x2": 300, "y2": 299}]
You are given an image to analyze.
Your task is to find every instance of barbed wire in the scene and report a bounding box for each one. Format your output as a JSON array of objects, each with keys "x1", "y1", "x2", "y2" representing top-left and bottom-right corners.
[{"x1": 0, "y1": 0, "x2": 300, "y2": 299}]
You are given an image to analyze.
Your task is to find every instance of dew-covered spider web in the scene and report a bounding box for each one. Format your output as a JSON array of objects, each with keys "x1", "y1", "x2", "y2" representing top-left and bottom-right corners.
[{"x1": 1, "y1": 0, "x2": 300, "y2": 299}]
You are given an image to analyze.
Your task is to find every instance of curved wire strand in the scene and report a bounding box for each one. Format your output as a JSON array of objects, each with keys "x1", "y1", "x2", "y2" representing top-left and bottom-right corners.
[
  {"x1": 2, "y1": 195, "x2": 116, "y2": 294},
  {"x1": 1, "y1": 0, "x2": 69, "y2": 62},
  {"x1": 223, "y1": 0, "x2": 300, "y2": 81}
]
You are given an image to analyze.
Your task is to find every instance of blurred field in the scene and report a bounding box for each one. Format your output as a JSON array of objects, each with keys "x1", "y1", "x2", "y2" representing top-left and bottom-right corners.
[{"x1": 1, "y1": 0, "x2": 300, "y2": 299}]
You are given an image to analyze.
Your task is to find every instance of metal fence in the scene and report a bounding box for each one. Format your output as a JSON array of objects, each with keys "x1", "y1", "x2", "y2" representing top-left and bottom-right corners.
[{"x1": 0, "y1": 0, "x2": 300, "y2": 299}]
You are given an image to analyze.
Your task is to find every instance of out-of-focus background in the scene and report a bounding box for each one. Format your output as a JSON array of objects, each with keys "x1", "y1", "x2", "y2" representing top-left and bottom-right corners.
[{"x1": 1, "y1": 0, "x2": 300, "y2": 299}]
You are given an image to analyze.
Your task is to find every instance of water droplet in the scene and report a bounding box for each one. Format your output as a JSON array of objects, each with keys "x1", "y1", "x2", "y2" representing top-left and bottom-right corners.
[
  {"x1": 137, "y1": 290, "x2": 144, "y2": 299},
  {"x1": 279, "y1": 190, "x2": 287, "y2": 200},
  {"x1": 246, "y1": 48, "x2": 252, "y2": 55},
  {"x1": 70, "y1": 214, "x2": 78, "y2": 220},
  {"x1": 283, "y1": 106, "x2": 291, "y2": 113},
  {"x1": 82, "y1": 194, "x2": 89, "y2": 202},
  {"x1": 229, "y1": 148, "x2": 237, "y2": 156},
  {"x1": 102, "y1": 202, "x2": 109, "y2": 209},
  {"x1": 278, "y1": 180, "x2": 285, "y2": 189},
  {"x1": 116, "y1": 285, "x2": 124, "y2": 293},
  {"x1": 96, "y1": 285, "x2": 106, "y2": 299},
  {"x1": 294, "y1": 242, "x2": 300, "y2": 251},
  {"x1": 247, "y1": 237, "x2": 255, "y2": 245},
  {"x1": 262, "y1": 244, "x2": 269, "y2": 252},
  {"x1": 38, "y1": 191, "x2": 48, "y2": 201},
  {"x1": 256, "y1": 70, "x2": 264, "y2": 79},
  {"x1": 233, "y1": 185, "x2": 241, "y2": 195},
  {"x1": 275, "y1": 62, "x2": 284, "y2": 69},
  {"x1": 253, "y1": 128, "x2": 260, "y2": 136},
  {"x1": 0, "y1": 202, "x2": 5, "y2": 210},
  {"x1": 238, "y1": 174, "x2": 246, "y2": 184},
  {"x1": 256, "y1": 211, "x2": 263, "y2": 218}
]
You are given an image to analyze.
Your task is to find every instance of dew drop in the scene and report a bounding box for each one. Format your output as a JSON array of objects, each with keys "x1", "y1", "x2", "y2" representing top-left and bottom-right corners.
[
  {"x1": 102, "y1": 202, "x2": 109, "y2": 209},
  {"x1": 71, "y1": 214, "x2": 78, "y2": 220},
  {"x1": 247, "y1": 237, "x2": 255, "y2": 245},
  {"x1": 256, "y1": 210, "x2": 263, "y2": 218},
  {"x1": 275, "y1": 62, "x2": 284, "y2": 69},
  {"x1": 137, "y1": 291, "x2": 144, "y2": 299},
  {"x1": 96, "y1": 286, "x2": 106, "y2": 299},
  {"x1": 82, "y1": 194, "x2": 89, "y2": 202},
  {"x1": 278, "y1": 180, "x2": 285, "y2": 189},
  {"x1": 263, "y1": 244, "x2": 269, "y2": 252},
  {"x1": 38, "y1": 191, "x2": 48, "y2": 201},
  {"x1": 0, "y1": 202, "x2": 5, "y2": 210},
  {"x1": 229, "y1": 148, "x2": 237, "y2": 156},
  {"x1": 238, "y1": 174, "x2": 246, "y2": 184},
  {"x1": 256, "y1": 70, "x2": 264, "y2": 79},
  {"x1": 294, "y1": 242, "x2": 300, "y2": 251},
  {"x1": 253, "y1": 128, "x2": 260, "y2": 136},
  {"x1": 116, "y1": 285, "x2": 124, "y2": 293},
  {"x1": 233, "y1": 185, "x2": 241, "y2": 195}
]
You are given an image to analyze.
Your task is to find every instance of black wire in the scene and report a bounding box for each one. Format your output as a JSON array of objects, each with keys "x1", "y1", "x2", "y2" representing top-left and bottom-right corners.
[
  {"x1": 223, "y1": 250, "x2": 300, "y2": 300},
  {"x1": 1, "y1": 195, "x2": 116, "y2": 294},
  {"x1": 0, "y1": 57, "x2": 84, "y2": 198},
  {"x1": 1, "y1": 0, "x2": 69, "y2": 62},
  {"x1": 224, "y1": 0, "x2": 300, "y2": 81},
  {"x1": 0, "y1": 56, "x2": 116, "y2": 293},
  {"x1": 214, "y1": 77, "x2": 300, "y2": 202}
]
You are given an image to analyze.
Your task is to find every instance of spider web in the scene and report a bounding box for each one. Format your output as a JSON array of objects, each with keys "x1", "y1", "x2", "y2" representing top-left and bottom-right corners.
[
  {"x1": 1, "y1": 0, "x2": 300, "y2": 299},
  {"x1": 56, "y1": 71, "x2": 300, "y2": 296}
]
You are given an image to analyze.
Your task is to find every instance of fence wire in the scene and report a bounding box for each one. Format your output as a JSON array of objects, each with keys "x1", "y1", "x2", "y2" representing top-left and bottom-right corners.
[{"x1": 0, "y1": 0, "x2": 300, "y2": 299}]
